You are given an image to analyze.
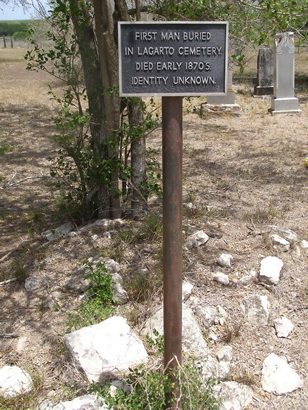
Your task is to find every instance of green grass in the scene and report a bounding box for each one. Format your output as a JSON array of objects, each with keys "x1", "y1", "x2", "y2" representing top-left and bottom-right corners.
[
  {"x1": 66, "y1": 299, "x2": 114, "y2": 331},
  {"x1": 66, "y1": 261, "x2": 115, "y2": 331},
  {"x1": 0, "y1": 143, "x2": 13, "y2": 155},
  {"x1": 91, "y1": 361, "x2": 220, "y2": 410}
]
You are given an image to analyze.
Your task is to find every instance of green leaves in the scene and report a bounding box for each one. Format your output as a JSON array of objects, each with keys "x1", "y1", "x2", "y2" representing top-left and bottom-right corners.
[
  {"x1": 92, "y1": 360, "x2": 220, "y2": 410},
  {"x1": 66, "y1": 261, "x2": 115, "y2": 331},
  {"x1": 86, "y1": 262, "x2": 114, "y2": 304},
  {"x1": 152, "y1": 0, "x2": 308, "y2": 48}
]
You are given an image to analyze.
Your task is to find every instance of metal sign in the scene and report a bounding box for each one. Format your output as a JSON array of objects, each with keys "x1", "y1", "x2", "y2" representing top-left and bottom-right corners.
[{"x1": 118, "y1": 21, "x2": 228, "y2": 97}]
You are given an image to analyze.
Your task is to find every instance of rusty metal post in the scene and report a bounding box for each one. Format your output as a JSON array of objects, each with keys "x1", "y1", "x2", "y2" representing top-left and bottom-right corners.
[{"x1": 162, "y1": 96, "x2": 183, "y2": 409}]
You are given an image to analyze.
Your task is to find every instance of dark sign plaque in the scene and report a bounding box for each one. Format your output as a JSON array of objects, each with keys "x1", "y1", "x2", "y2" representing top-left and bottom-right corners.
[{"x1": 118, "y1": 21, "x2": 228, "y2": 97}]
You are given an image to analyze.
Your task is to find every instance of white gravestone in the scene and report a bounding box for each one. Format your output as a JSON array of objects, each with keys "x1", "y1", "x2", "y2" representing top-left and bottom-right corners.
[
  {"x1": 207, "y1": 70, "x2": 235, "y2": 104},
  {"x1": 270, "y1": 32, "x2": 300, "y2": 114}
]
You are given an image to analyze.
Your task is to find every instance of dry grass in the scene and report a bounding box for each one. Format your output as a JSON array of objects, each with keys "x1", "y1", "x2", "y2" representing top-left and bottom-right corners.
[
  {"x1": 0, "y1": 48, "x2": 55, "y2": 107},
  {"x1": 221, "y1": 323, "x2": 242, "y2": 344},
  {"x1": 229, "y1": 369, "x2": 257, "y2": 386},
  {"x1": 0, "y1": 44, "x2": 307, "y2": 410}
]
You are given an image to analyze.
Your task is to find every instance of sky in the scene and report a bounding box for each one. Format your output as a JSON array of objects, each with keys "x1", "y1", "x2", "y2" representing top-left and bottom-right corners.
[{"x1": 0, "y1": 1, "x2": 49, "y2": 20}]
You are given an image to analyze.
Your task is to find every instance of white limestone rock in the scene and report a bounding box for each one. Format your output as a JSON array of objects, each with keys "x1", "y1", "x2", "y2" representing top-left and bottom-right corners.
[
  {"x1": 0, "y1": 365, "x2": 33, "y2": 398},
  {"x1": 259, "y1": 256, "x2": 283, "y2": 285},
  {"x1": 65, "y1": 268, "x2": 90, "y2": 294},
  {"x1": 271, "y1": 234, "x2": 290, "y2": 251},
  {"x1": 144, "y1": 304, "x2": 209, "y2": 359},
  {"x1": 37, "y1": 400, "x2": 54, "y2": 410},
  {"x1": 274, "y1": 317, "x2": 294, "y2": 338},
  {"x1": 269, "y1": 226, "x2": 298, "y2": 242},
  {"x1": 185, "y1": 230, "x2": 209, "y2": 249},
  {"x1": 38, "y1": 395, "x2": 110, "y2": 410},
  {"x1": 182, "y1": 280, "x2": 194, "y2": 301},
  {"x1": 184, "y1": 202, "x2": 198, "y2": 212},
  {"x1": 110, "y1": 271, "x2": 128, "y2": 304},
  {"x1": 195, "y1": 304, "x2": 228, "y2": 327},
  {"x1": 218, "y1": 361, "x2": 232, "y2": 380},
  {"x1": 64, "y1": 316, "x2": 148, "y2": 382},
  {"x1": 241, "y1": 294, "x2": 270, "y2": 325},
  {"x1": 199, "y1": 355, "x2": 221, "y2": 380},
  {"x1": 41, "y1": 222, "x2": 73, "y2": 241},
  {"x1": 212, "y1": 271, "x2": 230, "y2": 286},
  {"x1": 68, "y1": 231, "x2": 78, "y2": 238},
  {"x1": 300, "y1": 240, "x2": 308, "y2": 249},
  {"x1": 217, "y1": 253, "x2": 234, "y2": 268},
  {"x1": 217, "y1": 346, "x2": 233, "y2": 363},
  {"x1": 261, "y1": 353, "x2": 303, "y2": 394},
  {"x1": 103, "y1": 231, "x2": 112, "y2": 240},
  {"x1": 112, "y1": 277, "x2": 128, "y2": 305},
  {"x1": 213, "y1": 346, "x2": 233, "y2": 379},
  {"x1": 239, "y1": 270, "x2": 257, "y2": 285},
  {"x1": 104, "y1": 259, "x2": 121, "y2": 273},
  {"x1": 208, "y1": 330, "x2": 218, "y2": 342},
  {"x1": 213, "y1": 381, "x2": 253, "y2": 410},
  {"x1": 16, "y1": 336, "x2": 28, "y2": 354},
  {"x1": 109, "y1": 380, "x2": 131, "y2": 398}
]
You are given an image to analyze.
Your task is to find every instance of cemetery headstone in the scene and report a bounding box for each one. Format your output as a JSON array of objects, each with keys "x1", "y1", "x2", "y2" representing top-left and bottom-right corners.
[
  {"x1": 206, "y1": 69, "x2": 235, "y2": 104},
  {"x1": 270, "y1": 32, "x2": 300, "y2": 114},
  {"x1": 254, "y1": 47, "x2": 273, "y2": 96},
  {"x1": 203, "y1": 69, "x2": 240, "y2": 115}
]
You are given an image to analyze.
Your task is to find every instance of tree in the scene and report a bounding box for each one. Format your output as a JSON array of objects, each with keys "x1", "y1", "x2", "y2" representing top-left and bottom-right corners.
[
  {"x1": 26, "y1": 0, "x2": 154, "y2": 222},
  {"x1": 150, "y1": 0, "x2": 307, "y2": 56}
]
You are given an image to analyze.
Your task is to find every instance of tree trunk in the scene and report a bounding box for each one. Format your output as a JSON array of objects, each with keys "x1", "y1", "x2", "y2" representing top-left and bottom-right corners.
[
  {"x1": 69, "y1": 0, "x2": 111, "y2": 217},
  {"x1": 70, "y1": 0, "x2": 147, "y2": 219},
  {"x1": 93, "y1": 0, "x2": 121, "y2": 218},
  {"x1": 135, "y1": 0, "x2": 141, "y2": 20},
  {"x1": 128, "y1": 98, "x2": 147, "y2": 218},
  {"x1": 116, "y1": 0, "x2": 148, "y2": 218}
]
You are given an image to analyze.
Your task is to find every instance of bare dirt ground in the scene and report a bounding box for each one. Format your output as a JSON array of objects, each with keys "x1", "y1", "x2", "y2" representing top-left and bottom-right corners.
[{"x1": 0, "y1": 48, "x2": 307, "y2": 409}]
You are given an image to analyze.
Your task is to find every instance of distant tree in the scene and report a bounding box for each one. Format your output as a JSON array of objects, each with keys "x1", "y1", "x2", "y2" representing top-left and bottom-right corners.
[
  {"x1": 150, "y1": 0, "x2": 307, "y2": 70},
  {"x1": 150, "y1": 0, "x2": 307, "y2": 44}
]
